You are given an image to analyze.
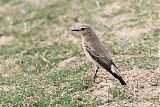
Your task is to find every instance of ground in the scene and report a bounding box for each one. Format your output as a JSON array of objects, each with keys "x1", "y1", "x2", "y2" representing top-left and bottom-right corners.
[{"x1": 0, "y1": 0, "x2": 160, "y2": 106}]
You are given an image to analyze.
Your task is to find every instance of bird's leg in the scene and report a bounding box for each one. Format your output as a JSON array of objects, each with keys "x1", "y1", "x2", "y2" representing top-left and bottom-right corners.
[{"x1": 94, "y1": 66, "x2": 99, "y2": 82}]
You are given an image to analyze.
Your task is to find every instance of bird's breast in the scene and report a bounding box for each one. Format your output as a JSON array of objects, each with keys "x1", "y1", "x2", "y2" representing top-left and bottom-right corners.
[{"x1": 82, "y1": 39, "x2": 100, "y2": 67}]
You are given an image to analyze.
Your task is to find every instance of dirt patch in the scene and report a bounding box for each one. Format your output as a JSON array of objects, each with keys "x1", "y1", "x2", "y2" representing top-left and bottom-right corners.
[
  {"x1": 158, "y1": 41, "x2": 160, "y2": 57},
  {"x1": 97, "y1": 13, "x2": 158, "y2": 40},
  {"x1": 96, "y1": 0, "x2": 131, "y2": 24},
  {"x1": 60, "y1": 31, "x2": 81, "y2": 46},
  {"x1": 113, "y1": 18, "x2": 159, "y2": 39},
  {"x1": 0, "y1": 58, "x2": 21, "y2": 77},
  {"x1": 0, "y1": 36, "x2": 14, "y2": 46},
  {"x1": 101, "y1": 0, "x2": 126, "y2": 16},
  {"x1": 113, "y1": 27, "x2": 150, "y2": 39},
  {"x1": 157, "y1": 41, "x2": 160, "y2": 76},
  {"x1": 57, "y1": 56, "x2": 80, "y2": 68},
  {"x1": 24, "y1": 0, "x2": 58, "y2": 7},
  {"x1": 108, "y1": 13, "x2": 134, "y2": 28},
  {"x1": 90, "y1": 68, "x2": 160, "y2": 107},
  {"x1": 38, "y1": 25, "x2": 80, "y2": 46},
  {"x1": 41, "y1": 24, "x2": 82, "y2": 47},
  {"x1": 95, "y1": 0, "x2": 160, "y2": 40},
  {"x1": 0, "y1": 85, "x2": 16, "y2": 91},
  {"x1": 0, "y1": 4, "x2": 11, "y2": 13}
]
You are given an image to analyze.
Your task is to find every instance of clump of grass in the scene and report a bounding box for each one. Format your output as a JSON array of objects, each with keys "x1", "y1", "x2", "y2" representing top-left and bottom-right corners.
[
  {"x1": 152, "y1": 28, "x2": 160, "y2": 37},
  {"x1": 111, "y1": 34, "x2": 158, "y2": 55},
  {"x1": 18, "y1": 42, "x2": 80, "y2": 73},
  {"x1": 111, "y1": 29, "x2": 159, "y2": 70},
  {"x1": 0, "y1": 40, "x2": 26, "y2": 59},
  {"x1": 123, "y1": 56, "x2": 159, "y2": 70},
  {"x1": 109, "y1": 86, "x2": 124, "y2": 99},
  {"x1": 0, "y1": 0, "x2": 11, "y2": 4},
  {"x1": 33, "y1": 1, "x2": 71, "y2": 23},
  {"x1": 108, "y1": 86, "x2": 134, "y2": 103}
]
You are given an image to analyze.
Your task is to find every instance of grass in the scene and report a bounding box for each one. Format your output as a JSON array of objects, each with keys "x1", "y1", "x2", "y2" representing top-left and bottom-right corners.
[
  {"x1": 0, "y1": 0, "x2": 160, "y2": 106},
  {"x1": 0, "y1": 63, "x2": 94, "y2": 106}
]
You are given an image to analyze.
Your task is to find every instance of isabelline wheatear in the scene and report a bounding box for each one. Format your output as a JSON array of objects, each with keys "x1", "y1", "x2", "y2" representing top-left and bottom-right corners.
[{"x1": 72, "y1": 25, "x2": 126, "y2": 86}]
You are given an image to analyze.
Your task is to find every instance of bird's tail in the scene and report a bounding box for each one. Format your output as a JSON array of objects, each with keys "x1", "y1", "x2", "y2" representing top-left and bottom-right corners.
[{"x1": 107, "y1": 67, "x2": 126, "y2": 86}]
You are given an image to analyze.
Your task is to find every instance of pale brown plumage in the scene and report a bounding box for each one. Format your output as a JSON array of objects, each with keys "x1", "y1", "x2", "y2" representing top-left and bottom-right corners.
[{"x1": 72, "y1": 25, "x2": 126, "y2": 85}]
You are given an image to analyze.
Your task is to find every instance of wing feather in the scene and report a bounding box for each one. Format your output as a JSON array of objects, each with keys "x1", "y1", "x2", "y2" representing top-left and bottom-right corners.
[{"x1": 85, "y1": 46, "x2": 126, "y2": 85}]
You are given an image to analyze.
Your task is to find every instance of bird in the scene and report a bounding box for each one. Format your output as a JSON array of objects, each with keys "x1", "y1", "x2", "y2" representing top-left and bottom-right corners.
[{"x1": 72, "y1": 25, "x2": 126, "y2": 86}]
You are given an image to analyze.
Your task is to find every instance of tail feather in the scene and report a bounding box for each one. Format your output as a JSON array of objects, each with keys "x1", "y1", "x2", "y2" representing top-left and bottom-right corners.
[{"x1": 107, "y1": 69, "x2": 126, "y2": 86}]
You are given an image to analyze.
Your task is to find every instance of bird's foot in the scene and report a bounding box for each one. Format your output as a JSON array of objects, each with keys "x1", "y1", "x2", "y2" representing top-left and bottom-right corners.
[{"x1": 93, "y1": 75, "x2": 98, "y2": 83}]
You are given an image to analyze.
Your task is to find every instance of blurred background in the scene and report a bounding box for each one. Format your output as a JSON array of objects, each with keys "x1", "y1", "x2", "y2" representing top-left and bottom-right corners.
[{"x1": 0, "y1": 0, "x2": 160, "y2": 106}]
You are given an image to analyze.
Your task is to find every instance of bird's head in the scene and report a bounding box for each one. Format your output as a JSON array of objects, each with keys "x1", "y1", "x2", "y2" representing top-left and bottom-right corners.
[{"x1": 72, "y1": 25, "x2": 95, "y2": 38}]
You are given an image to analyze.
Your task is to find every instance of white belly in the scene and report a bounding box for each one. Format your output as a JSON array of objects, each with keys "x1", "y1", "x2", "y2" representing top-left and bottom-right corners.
[{"x1": 83, "y1": 48, "x2": 94, "y2": 62}]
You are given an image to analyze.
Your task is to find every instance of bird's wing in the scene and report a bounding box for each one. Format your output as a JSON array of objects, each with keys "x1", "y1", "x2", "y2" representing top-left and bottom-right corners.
[
  {"x1": 85, "y1": 46, "x2": 120, "y2": 72},
  {"x1": 85, "y1": 46, "x2": 126, "y2": 85}
]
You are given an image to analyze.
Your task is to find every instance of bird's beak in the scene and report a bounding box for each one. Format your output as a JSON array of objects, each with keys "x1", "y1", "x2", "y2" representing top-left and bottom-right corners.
[{"x1": 71, "y1": 29, "x2": 79, "y2": 31}]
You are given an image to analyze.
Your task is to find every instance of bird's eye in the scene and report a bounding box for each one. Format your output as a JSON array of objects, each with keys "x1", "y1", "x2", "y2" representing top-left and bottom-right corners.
[{"x1": 81, "y1": 28, "x2": 85, "y2": 31}]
